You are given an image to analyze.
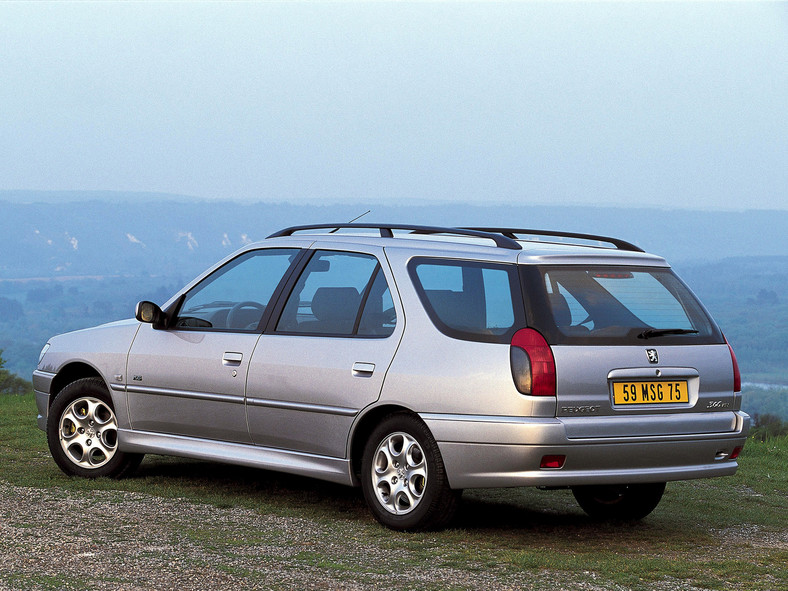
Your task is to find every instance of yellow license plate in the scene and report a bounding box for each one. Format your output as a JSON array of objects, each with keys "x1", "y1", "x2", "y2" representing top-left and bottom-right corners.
[{"x1": 613, "y1": 381, "x2": 689, "y2": 405}]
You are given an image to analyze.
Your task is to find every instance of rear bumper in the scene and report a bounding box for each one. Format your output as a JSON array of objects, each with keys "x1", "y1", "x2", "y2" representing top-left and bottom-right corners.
[{"x1": 421, "y1": 411, "x2": 750, "y2": 489}]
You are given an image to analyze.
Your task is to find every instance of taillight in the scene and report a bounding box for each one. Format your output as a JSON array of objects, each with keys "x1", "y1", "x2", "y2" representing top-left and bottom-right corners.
[
  {"x1": 724, "y1": 334, "x2": 741, "y2": 393},
  {"x1": 510, "y1": 328, "x2": 556, "y2": 396}
]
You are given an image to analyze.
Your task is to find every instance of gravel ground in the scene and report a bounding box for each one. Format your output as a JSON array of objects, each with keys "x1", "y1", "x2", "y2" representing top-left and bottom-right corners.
[
  {"x1": 0, "y1": 482, "x2": 783, "y2": 591},
  {"x1": 0, "y1": 482, "x2": 581, "y2": 591}
]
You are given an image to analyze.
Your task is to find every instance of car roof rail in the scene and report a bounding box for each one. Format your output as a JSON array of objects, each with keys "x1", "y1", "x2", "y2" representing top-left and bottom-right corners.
[
  {"x1": 268, "y1": 223, "x2": 523, "y2": 250},
  {"x1": 463, "y1": 227, "x2": 644, "y2": 253}
]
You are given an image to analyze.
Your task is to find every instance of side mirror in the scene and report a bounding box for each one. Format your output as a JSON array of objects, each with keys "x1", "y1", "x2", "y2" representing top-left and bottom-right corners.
[{"x1": 135, "y1": 301, "x2": 167, "y2": 329}]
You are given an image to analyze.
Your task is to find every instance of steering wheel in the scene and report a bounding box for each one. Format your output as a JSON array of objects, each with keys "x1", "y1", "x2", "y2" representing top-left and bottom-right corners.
[{"x1": 226, "y1": 301, "x2": 266, "y2": 329}]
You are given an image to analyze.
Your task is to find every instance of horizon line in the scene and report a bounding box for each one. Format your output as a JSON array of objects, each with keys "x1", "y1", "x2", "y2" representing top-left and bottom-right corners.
[{"x1": 1, "y1": 189, "x2": 786, "y2": 214}]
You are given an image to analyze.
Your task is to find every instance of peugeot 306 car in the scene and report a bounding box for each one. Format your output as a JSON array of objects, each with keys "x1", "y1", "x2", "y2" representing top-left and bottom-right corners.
[{"x1": 34, "y1": 224, "x2": 748, "y2": 530}]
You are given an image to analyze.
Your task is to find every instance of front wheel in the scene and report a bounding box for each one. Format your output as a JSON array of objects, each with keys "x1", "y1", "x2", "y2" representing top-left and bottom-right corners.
[
  {"x1": 47, "y1": 377, "x2": 143, "y2": 479},
  {"x1": 361, "y1": 413, "x2": 461, "y2": 531},
  {"x1": 572, "y1": 482, "x2": 666, "y2": 521}
]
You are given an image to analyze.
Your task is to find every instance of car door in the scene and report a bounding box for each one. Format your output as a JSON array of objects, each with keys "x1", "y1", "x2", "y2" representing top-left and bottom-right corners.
[
  {"x1": 246, "y1": 245, "x2": 403, "y2": 458},
  {"x1": 126, "y1": 247, "x2": 302, "y2": 442}
]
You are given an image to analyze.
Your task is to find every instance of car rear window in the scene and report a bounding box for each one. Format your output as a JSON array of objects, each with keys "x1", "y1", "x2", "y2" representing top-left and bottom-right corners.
[
  {"x1": 525, "y1": 265, "x2": 724, "y2": 345},
  {"x1": 409, "y1": 258, "x2": 524, "y2": 343}
]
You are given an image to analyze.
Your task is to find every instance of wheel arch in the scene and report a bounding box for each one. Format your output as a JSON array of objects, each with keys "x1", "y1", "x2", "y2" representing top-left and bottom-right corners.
[
  {"x1": 349, "y1": 404, "x2": 425, "y2": 485},
  {"x1": 50, "y1": 362, "x2": 104, "y2": 405}
]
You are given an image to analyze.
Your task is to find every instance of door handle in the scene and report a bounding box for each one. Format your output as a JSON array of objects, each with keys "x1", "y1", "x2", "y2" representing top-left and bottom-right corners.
[
  {"x1": 223, "y1": 352, "x2": 243, "y2": 366},
  {"x1": 352, "y1": 362, "x2": 375, "y2": 377}
]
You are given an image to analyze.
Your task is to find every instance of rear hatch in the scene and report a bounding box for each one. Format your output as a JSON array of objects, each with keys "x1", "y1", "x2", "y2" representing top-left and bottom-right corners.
[{"x1": 520, "y1": 263, "x2": 739, "y2": 438}]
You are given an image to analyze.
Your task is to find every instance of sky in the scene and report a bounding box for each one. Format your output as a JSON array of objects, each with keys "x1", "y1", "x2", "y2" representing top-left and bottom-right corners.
[{"x1": 1, "y1": 1, "x2": 786, "y2": 210}]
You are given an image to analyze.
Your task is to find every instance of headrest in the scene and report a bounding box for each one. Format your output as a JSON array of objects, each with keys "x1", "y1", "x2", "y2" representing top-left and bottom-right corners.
[
  {"x1": 311, "y1": 287, "x2": 360, "y2": 325},
  {"x1": 549, "y1": 292, "x2": 572, "y2": 327}
]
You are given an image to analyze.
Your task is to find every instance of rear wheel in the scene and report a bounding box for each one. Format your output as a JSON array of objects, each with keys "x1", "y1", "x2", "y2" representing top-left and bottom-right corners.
[
  {"x1": 361, "y1": 413, "x2": 461, "y2": 531},
  {"x1": 572, "y1": 482, "x2": 666, "y2": 521},
  {"x1": 47, "y1": 377, "x2": 143, "y2": 479}
]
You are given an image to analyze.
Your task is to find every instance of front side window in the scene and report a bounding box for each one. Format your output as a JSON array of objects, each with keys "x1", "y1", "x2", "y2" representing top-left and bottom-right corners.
[
  {"x1": 409, "y1": 259, "x2": 523, "y2": 343},
  {"x1": 528, "y1": 265, "x2": 723, "y2": 345},
  {"x1": 276, "y1": 251, "x2": 396, "y2": 337},
  {"x1": 175, "y1": 249, "x2": 299, "y2": 331}
]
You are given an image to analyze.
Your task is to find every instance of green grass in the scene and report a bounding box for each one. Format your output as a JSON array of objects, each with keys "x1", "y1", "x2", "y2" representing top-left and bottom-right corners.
[{"x1": 1, "y1": 394, "x2": 786, "y2": 590}]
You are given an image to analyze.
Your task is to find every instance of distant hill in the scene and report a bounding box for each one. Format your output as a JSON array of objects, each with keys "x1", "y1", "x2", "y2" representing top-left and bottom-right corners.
[{"x1": 1, "y1": 193, "x2": 786, "y2": 280}]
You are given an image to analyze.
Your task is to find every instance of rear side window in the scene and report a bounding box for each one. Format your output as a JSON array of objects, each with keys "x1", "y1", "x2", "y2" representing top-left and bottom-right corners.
[
  {"x1": 528, "y1": 265, "x2": 723, "y2": 345},
  {"x1": 276, "y1": 251, "x2": 396, "y2": 337},
  {"x1": 409, "y1": 259, "x2": 524, "y2": 343}
]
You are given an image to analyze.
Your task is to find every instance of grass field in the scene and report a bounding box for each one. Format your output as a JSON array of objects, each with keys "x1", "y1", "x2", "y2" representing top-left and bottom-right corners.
[{"x1": 1, "y1": 394, "x2": 785, "y2": 590}]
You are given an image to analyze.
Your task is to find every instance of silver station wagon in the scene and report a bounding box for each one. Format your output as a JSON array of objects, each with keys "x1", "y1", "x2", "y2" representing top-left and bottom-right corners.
[{"x1": 34, "y1": 224, "x2": 749, "y2": 530}]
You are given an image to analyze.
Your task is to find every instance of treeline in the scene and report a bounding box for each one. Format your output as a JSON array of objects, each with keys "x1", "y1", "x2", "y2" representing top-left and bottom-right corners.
[
  {"x1": 749, "y1": 414, "x2": 788, "y2": 441},
  {"x1": 0, "y1": 350, "x2": 32, "y2": 395}
]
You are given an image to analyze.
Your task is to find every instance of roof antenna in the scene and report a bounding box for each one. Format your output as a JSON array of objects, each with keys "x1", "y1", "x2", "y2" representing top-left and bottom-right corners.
[
  {"x1": 348, "y1": 210, "x2": 371, "y2": 224},
  {"x1": 330, "y1": 210, "x2": 371, "y2": 233}
]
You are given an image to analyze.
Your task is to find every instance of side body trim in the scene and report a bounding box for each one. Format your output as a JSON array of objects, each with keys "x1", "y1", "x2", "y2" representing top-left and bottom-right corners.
[
  {"x1": 118, "y1": 429, "x2": 355, "y2": 486},
  {"x1": 246, "y1": 397, "x2": 358, "y2": 417},
  {"x1": 126, "y1": 385, "x2": 245, "y2": 405}
]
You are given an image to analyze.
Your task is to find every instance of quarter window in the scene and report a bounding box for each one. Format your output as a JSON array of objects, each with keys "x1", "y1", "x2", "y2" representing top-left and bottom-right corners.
[{"x1": 410, "y1": 259, "x2": 523, "y2": 343}]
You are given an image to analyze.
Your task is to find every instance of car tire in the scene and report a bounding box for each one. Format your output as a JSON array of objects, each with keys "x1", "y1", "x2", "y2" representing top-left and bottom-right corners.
[
  {"x1": 361, "y1": 413, "x2": 461, "y2": 531},
  {"x1": 571, "y1": 482, "x2": 666, "y2": 521},
  {"x1": 46, "y1": 377, "x2": 143, "y2": 479}
]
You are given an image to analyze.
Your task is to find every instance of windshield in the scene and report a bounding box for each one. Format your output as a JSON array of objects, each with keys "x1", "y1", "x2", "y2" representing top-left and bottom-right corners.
[{"x1": 525, "y1": 265, "x2": 723, "y2": 346}]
